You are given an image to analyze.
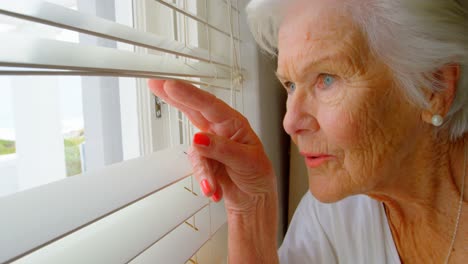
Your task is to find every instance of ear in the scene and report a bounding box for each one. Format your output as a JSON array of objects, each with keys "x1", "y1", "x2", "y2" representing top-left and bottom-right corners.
[{"x1": 421, "y1": 64, "x2": 460, "y2": 125}]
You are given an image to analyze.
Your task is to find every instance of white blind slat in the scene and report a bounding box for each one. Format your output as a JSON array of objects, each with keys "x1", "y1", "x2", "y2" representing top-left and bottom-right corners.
[
  {"x1": 0, "y1": 71, "x2": 234, "y2": 91},
  {"x1": 0, "y1": 146, "x2": 191, "y2": 264},
  {"x1": 129, "y1": 206, "x2": 228, "y2": 264},
  {"x1": 0, "y1": 35, "x2": 230, "y2": 80},
  {"x1": 13, "y1": 184, "x2": 208, "y2": 264},
  {"x1": 0, "y1": 1, "x2": 232, "y2": 68},
  {"x1": 0, "y1": 66, "x2": 235, "y2": 90}
]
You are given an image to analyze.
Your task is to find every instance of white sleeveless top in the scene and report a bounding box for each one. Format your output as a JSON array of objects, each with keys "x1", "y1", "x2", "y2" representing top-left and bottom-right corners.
[{"x1": 279, "y1": 192, "x2": 401, "y2": 264}]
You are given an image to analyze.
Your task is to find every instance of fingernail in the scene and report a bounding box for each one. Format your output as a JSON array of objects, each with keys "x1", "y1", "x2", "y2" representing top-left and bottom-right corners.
[
  {"x1": 212, "y1": 190, "x2": 221, "y2": 202},
  {"x1": 200, "y1": 179, "x2": 212, "y2": 196},
  {"x1": 193, "y1": 133, "x2": 210, "y2": 147}
]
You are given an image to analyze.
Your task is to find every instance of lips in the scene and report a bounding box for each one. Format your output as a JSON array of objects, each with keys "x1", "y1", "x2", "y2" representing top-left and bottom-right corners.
[{"x1": 300, "y1": 152, "x2": 334, "y2": 168}]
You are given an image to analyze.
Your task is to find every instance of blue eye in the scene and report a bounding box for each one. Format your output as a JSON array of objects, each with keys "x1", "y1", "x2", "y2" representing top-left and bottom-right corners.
[
  {"x1": 324, "y1": 75, "x2": 335, "y2": 87},
  {"x1": 285, "y1": 82, "x2": 296, "y2": 94},
  {"x1": 290, "y1": 83, "x2": 296, "y2": 92},
  {"x1": 316, "y1": 74, "x2": 336, "y2": 90}
]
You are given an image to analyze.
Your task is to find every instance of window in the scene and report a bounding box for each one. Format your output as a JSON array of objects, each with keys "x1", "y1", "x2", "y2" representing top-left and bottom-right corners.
[
  {"x1": 0, "y1": 0, "x2": 245, "y2": 263},
  {"x1": 0, "y1": 0, "x2": 142, "y2": 195}
]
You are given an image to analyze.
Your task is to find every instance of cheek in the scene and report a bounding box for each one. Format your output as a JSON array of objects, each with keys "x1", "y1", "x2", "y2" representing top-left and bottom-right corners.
[
  {"x1": 318, "y1": 77, "x2": 394, "y2": 152},
  {"x1": 317, "y1": 105, "x2": 361, "y2": 148},
  {"x1": 317, "y1": 93, "x2": 383, "y2": 180}
]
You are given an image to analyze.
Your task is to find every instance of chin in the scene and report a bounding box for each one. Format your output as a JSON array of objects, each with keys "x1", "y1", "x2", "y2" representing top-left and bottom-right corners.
[{"x1": 308, "y1": 175, "x2": 354, "y2": 203}]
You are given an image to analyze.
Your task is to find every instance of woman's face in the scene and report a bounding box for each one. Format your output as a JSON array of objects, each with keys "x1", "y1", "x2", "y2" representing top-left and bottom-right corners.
[{"x1": 277, "y1": 0, "x2": 425, "y2": 202}]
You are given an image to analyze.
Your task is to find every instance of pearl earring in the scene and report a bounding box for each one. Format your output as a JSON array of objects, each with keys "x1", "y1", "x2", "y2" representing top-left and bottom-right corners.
[{"x1": 432, "y1": 114, "x2": 444, "y2": 127}]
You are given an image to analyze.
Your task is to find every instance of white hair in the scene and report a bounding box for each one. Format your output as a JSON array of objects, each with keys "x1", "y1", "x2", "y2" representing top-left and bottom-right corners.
[{"x1": 246, "y1": 0, "x2": 468, "y2": 140}]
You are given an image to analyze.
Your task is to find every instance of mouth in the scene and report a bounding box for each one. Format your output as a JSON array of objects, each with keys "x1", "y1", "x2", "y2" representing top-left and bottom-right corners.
[{"x1": 300, "y1": 152, "x2": 334, "y2": 168}]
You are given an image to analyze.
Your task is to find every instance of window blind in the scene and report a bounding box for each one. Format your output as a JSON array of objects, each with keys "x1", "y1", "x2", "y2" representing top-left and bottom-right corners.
[
  {"x1": 0, "y1": 0, "x2": 243, "y2": 263},
  {"x1": 0, "y1": 1, "x2": 243, "y2": 89}
]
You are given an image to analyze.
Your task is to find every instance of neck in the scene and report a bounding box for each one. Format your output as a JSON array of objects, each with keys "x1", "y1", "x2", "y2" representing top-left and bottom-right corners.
[
  {"x1": 368, "y1": 132, "x2": 467, "y2": 210},
  {"x1": 366, "y1": 133, "x2": 468, "y2": 263}
]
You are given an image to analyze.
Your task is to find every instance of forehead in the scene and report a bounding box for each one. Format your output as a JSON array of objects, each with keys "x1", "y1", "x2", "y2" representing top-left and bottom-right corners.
[
  {"x1": 277, "y1": 0, "x2": 367, "y2": 76},
  {"x1": 279, "y1": 0, "x2": 350, "y2": 40}
]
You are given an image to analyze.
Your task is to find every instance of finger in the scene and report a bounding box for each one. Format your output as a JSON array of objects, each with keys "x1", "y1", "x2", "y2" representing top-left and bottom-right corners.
[
  {"x1": 163, "y1": 80, "x2": 241, "y2": 124},
  {"x1": 147, "y1": 79, "x2": 166, "y2": 96},
  {"x1": 188, "y1": 147, "x2": 218, "y2": 197},
  {"x1": 192, "y1": 132, "x2": 269, "y2": 176},
  {"x1": 163, "y1": 80, "x2": 258, "y2": 143},
  {"x1": 148, "y1": 79, "x2": 210, "y2": 130},
  {"x1": 206, "y1": 159, "x2": 225, "y2": 203},
  {"x1": 211, "y1": 183, "x2": 223, "y2": 203}
]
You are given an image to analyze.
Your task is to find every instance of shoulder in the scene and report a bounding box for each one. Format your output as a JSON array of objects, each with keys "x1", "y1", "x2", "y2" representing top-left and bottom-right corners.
[{"x1": 279, "y1": 192, "x2": 400, "y2": 264}]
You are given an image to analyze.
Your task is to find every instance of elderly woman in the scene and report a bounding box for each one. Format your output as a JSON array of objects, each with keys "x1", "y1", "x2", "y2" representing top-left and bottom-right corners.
[{"x1": 149, "y1": 0, "x2": 468, "y2": 263}]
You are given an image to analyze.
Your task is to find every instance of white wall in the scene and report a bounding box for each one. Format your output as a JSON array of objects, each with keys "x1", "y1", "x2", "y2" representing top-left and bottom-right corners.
[
  {"x1": 0, "y1": 155, "x2": 18, "y2": 197},
  {"x1": 115, "y1": 0, "x2": 141, "y2": 161},
  {"x1": 12, "y1": 76, "x2": 67, "y2": 191},
  {"x1": 78, "y1": 0, "x2": 124, "y2": 170}
]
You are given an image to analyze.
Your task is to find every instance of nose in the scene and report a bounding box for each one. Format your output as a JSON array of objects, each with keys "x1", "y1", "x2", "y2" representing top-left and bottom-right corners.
[{"x1": 283, "y1": 91, "x2": 319, "y2": 136}]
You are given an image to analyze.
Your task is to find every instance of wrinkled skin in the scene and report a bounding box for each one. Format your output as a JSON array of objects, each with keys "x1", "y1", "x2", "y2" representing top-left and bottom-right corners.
[{"x1": 149, "y1": 0, "x2": 467, "y2": 262}]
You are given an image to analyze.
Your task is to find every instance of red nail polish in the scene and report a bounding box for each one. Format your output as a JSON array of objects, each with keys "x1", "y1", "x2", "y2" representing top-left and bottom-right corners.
[
  {"x1": 193, "y1": 133, "x2": 210, "y2": 147},
  {"x1": 200, "y1": 179, "x2": 212, "y2": 196},
  {"x1": 212, "y1": 190, "x2": 221, "y2": 202}
]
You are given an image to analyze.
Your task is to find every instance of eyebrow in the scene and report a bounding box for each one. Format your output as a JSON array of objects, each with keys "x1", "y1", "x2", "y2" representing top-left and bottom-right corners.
[{"x1": 275, "y1": 52, "x2": 347, "y2": 81}]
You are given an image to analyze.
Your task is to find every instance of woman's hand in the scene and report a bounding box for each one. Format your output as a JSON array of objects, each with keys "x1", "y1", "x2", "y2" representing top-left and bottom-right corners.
[
  {"x1": 149, "y1": 80, "x2": 279, "y2": 263},
  {"x1": 148, "y1": 80, "x2": 277, "y2": 214}
]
